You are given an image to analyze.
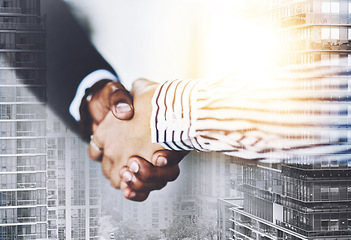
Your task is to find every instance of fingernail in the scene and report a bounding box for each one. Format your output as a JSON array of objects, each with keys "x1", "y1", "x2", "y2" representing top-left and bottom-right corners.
[
  {"x1": 129, "y1": 191, "x2": 136, "y2": 198},
  {"x1": 129, "y1": 161, "x2": 139, "y2": 173},
  {"x1": 116, "y1": 103, "x2": 132, "y2": 113},
  {"x1": 122, "y1": 171, "x2": 132, "y2": 182},
  {"x1": 156, "y1": 156, "x2": 167, "y2": 166}
]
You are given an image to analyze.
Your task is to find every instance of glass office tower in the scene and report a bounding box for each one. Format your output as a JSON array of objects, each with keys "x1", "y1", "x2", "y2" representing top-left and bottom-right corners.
[
  {"x1": 0, "y1": 0, "x2": 47, "y2": 239},
  {"x1": 218, "y1": 0, "x2": 351, "y2": 239}
]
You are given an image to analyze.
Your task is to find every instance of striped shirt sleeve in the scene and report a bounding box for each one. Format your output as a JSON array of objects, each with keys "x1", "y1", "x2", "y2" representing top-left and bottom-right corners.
[{"x1": 150, "y1": 67, "x2": 351, "y2": 162}]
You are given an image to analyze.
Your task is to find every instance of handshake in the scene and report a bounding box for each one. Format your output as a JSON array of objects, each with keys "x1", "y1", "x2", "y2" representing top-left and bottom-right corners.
[
  {"x1": 79, "y1": 78, "x2": 188, "y2": 202},
  {"x1": 76, "y1": 67, "x2": 349, "y2": 202}
]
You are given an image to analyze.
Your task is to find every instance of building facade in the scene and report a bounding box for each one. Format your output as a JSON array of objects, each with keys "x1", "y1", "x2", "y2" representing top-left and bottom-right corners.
[
  {"x1": 0, "y1": 1, "x2": 102, "y2": 239},
  {"x1": 218, "y1": 0, "x2": 351, "y2": 239},
  {"x1": 46, "y1": 113, "x2": 102, "y2": 240},
  {"x1": 0, "y1": 0, "x2": 47, "y2": 239}
]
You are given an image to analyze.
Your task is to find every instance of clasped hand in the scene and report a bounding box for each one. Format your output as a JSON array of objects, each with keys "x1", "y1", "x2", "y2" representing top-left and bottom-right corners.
[{"x1": 86, "y1": 79, "x2": 187, "y2": 201}]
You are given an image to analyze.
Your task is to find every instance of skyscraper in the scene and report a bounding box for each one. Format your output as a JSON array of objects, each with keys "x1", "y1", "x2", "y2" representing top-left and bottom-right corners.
[
  {"x1": 0, "y1": 1, "x2": 102, "y2": 239},
  {"x1": 46, "y1": 113, "x2": 102, "y2": 240},
  {"x1": 0, "y1": 0, "x2": 47, "y2": 239},
  {"x1": 218, "y1": 0, "x2": 351, "y2": 239}
]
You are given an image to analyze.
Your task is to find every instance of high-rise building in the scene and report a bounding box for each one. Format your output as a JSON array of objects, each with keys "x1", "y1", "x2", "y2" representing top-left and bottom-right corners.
[
  {"x1": 217, "y1": 0, "x2": 351, "y2": 239},
  {"x1": 0, "y1": 1, "x2": 102, "y2": 239},
  {"x1": 0, "y1": 0, "x2": 47, "y2": 239},
  {"x1": 194, "y1": 152, "x2": 237, "y2": 221},
  {"x1": 46, "y1": 113, "x2": 102, "y2": 240}
]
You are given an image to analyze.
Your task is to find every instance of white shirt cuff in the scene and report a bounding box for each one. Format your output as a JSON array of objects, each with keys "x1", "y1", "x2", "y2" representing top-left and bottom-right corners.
[{"x1": 69, "y1": 69, "x2": 118, "y2": 121}]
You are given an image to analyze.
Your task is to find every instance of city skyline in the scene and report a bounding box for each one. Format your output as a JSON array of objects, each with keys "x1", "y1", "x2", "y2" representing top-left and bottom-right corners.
[{"x1": 2, "y1": 0, "x2": 351, "y2": 240}]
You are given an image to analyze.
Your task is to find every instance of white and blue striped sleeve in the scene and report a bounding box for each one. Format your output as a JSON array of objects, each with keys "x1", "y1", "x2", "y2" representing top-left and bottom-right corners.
[
  {"x1": 150, "y1": 79, "x2": 200, "y2": 151},
  {"x1": 150, "y1": 68, "x2": 351, "y2": 162}
]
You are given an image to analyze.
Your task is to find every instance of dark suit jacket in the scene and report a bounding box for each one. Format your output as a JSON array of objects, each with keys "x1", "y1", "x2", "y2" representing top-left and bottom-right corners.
[{"x1": 42, "y1": 0, "x2": 116, "y2": 134}]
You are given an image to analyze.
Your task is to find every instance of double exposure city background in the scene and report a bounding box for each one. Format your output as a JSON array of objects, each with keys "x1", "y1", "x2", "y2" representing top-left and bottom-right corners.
[{"x1": 1, "y1": 0, "x2": 351, "y2": 239}]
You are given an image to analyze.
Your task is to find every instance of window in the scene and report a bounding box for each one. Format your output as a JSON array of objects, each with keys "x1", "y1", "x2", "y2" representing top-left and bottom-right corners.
[
  {"x1": 321, "y1": 187, "x2": 329, "y2": 200},
  {"x1": 330, "y1": 2, "x2": 339, "y2": 13},
  {"x1": 330, "y1": 160, "x2": 339, "y2": 167},
  {"x1": 330, "y1": 28, "x2": 339, "y2": 39},
  {"x1": 321, "y1": 28, "x2": 330, "y2": 39},
  {"x1": 322, "y1": 1, "x2": 339, "y2": 13},
  {"x1": 322, "y1": 2, "x2": 330, "y2": 13},
  {"x1": 348, "y1": 29, "x2": 351, "y2": 40},
  {"x1": 322, "y1": 27, "x2": 339, "y2": 40},
  {"x1": 321, "y1": 220, "x2": 329, "y2": 230},
  {"x1": 331, "y1": 54, "x2": 339, "y2": 66},
  {"x1": 330, "y1": 187, "x2": 339, "y2": 200},
  {"x1": 321, "y1": 53, "x2": 331, "y2": 65},
  {"x1": 330, "y1": 219, "x2": 339, "y2": 230},
  {"x1": 321, "y1": 159, "x2": 329, "y2": 167}
]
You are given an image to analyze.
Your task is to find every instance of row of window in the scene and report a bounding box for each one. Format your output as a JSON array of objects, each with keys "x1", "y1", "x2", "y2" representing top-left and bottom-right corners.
[
  {"x1": 278, "y1": 1, "x2": 351, "y2": 17},
  {"x1": 286, "y1": 52, "x2": 351, "y2": 65},
  {"x1": 321, "y1": 27, "x2": 351, "y2": 40},
  {"x1": 321, "y1": 1, "x2": 342, "y2": 14},
  {"x1": 280, "y1": 27, "x2": 351, "y2": 42},
  {"x1": 0, "y1": 155, "x2": 46, "y2": 172}
]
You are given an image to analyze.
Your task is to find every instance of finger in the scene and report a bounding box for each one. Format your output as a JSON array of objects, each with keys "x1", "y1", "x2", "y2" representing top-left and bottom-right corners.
[
  {"x1": 120, "y1": 169, "x2": 167, "y2": 192},
  {"x1": 106, "y1": 81, "x2": 133, "y2": 119},
  {"x1": 127, "y1": 157, "x2": 180, "y2": 182},
  {"x1": 120, "y1": 179, "x2": 151, "y2": 202},
  {"x1": 88, "y1": 81, "x2": 133, "y2": 124},
  {"x1": 123, "y1": 187, "x2": 150, "y2": 202},
  {"x1": 120, "y1": 167, "x2": 130, "y2": 185},
  {"x1": 151, "y1": 150, "x2": 189, "y2": 167},
  {"x1": 109, "y1": 161, "x2": 123, "y2": 189},
  {"x1": 101, "y1": 155, "x2": 113, "y2": 180},
  {"x1": 88, "y1": 135, "x2": 103, "y2": 162},
  {"x1": 109, "y1": 88, "x2": 134, "y2": 120}
]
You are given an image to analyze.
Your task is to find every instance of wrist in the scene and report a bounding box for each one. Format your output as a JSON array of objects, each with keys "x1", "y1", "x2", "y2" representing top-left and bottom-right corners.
[
  {"x1": 70, "y1": 69, "x2": 118, "y2": 121},
  {"x1": 150, "y1": 79, "x2": 202, "y2": 151},
  {"x1": 78, "y1": 79, "x2": 113, "y2": 142}
]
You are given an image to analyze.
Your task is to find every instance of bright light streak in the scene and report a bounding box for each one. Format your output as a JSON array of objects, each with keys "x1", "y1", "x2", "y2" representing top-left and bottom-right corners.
[{"x1": 197, "y1": 0, "x2": 279, "y2": 81}]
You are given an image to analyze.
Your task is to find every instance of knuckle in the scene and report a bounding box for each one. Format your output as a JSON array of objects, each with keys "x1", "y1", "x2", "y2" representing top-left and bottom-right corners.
[
  {"x1": 133, "y1": 193, "x2": 149, "y2": 202},
  {"x1": 103, "y1": 148, "x2": 115, "y2": 160},
  {"x1": 102, "y1": 167, "x2": 110, "y2": 180},
  {"x1": 129, "y1": 183, "x2": 143, "y2": 192},
  {"x1": 110, "y1": 176, "x2": 121, "y2": 189},
  {"x1": 110, "y1": 81, "x2": 125, "y2": 90},
  {"x1": 88, "y1": 148, "x2": 102, "y2": 162},
  {"x1": 168, "y1": 166, "x2": 180, "y2": 182},
  {"x1": 135, "y1": 161, "x2": 153, "y2": 181},
  {"x1": 156, "y1": 182, "x2": 167, "y2": 191},
  {"x1": 110, "y1": 89, "x2": 131, "y2": 103},
  {"x1": 120, "y1": 182, "x2": 128, "y2": 191},
  {"x1": 101, "y1": 157, "x2": 112, "y2": 180},
  {"x1": 142, "y1": 170, "x2": 153, "y2": 181}
]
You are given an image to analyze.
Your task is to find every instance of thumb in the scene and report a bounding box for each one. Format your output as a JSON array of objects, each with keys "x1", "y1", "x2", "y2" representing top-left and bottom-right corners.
[
  {"x1": 106, "y1": 82, "x2": 134, "y2": 120},
  {"x1": 151, "y1": 150, "x2": 189, "y2": 167}
]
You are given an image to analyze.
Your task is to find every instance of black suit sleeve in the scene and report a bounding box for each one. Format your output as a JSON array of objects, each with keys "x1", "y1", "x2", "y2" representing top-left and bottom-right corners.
[{"x1": 42, "y1": 0, "x2": 116, "y2": 134}]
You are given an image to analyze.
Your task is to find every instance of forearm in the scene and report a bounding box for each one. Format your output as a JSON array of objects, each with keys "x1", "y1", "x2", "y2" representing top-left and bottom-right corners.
[
  {"x1": 150, "y1": 79, "x2": 200, "y2": 151},
  {"x1": 150, "y1": 72, "x2": 350, "y2": 161}
]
